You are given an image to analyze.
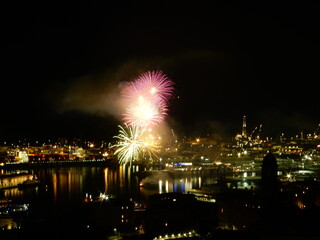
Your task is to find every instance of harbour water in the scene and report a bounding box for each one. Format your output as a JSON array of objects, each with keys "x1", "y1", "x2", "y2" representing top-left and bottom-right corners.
[
  {"x1": 2, "y1": 159, "x2": 320, "y2": 239},
  {"x1": 0, "y1": 164, "x2": 218, "y2": 238}
]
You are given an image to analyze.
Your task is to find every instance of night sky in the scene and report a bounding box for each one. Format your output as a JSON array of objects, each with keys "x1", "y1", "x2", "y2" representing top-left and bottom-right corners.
[{"x1": 1, "y1": 2, "x2": 320, "y2": 142}]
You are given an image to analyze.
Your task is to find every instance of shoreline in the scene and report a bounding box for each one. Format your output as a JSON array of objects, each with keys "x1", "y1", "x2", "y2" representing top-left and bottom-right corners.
[{"x1": 0, "y1": 159, "x2": 117, "y2": 170}]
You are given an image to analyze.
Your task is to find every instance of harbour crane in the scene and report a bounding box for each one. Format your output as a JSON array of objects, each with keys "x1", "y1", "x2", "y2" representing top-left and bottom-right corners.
[
  {"x1": 249, "y1": 124, "x2": 262, "y2": 140},
  {"x1": 314, "y1": 123, "x2": 320, "y2": 137}
]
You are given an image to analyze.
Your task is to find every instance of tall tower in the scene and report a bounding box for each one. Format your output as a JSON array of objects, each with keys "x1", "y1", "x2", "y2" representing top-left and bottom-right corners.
[
  {"x1": 242, "y1": 115, "x2": 247, "y2": 138},
  {"x1": 261, "y1": 151, "x2": 278, "y2": 186}
]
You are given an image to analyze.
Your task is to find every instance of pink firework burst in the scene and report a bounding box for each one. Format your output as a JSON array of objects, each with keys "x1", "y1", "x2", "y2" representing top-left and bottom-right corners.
[
  {"x1": 120, "y1": 70, "x2": 174, "y2": 127},
  {"x1": 121, "y1": 70, "x2": 174, "y2": 106},
  {"x1": 135, "y1": 70, "x2": 175, "y2": 105},
  {"x1": 122, "y1": 96, "x2": 167, "y2": 127}
]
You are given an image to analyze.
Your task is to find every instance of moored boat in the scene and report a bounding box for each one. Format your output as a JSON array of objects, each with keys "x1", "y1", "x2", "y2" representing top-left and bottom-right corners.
[{"x1": 17, "y1": 176, "x2": 40, "y2": 189}]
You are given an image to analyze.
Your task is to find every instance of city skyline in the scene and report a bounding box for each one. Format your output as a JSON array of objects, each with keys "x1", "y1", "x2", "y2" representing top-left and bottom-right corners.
[
  {"x1": 0, "y1": 114, "x2": 319, "y2": 147},
  {"x1": 1, "y1": 2, "x2": 320, "y2": 141}
]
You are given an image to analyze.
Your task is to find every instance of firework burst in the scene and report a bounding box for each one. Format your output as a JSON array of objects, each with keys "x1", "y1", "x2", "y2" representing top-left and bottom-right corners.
[
  {"x1": 113, "y1": 70, "x2": 174, "y2": 165},
  {"x1": 112, "y1": 124, "x2": 158, "y2": 165},
  {"x1": 135, "y1": 70, "x2": 175, "y2": 105},
  {"x1": 122, "y1": 96, "x2": 167, "y2": 127},
  {"x1": 121, "y1": 70, "x2": 174, "y2": 127}
]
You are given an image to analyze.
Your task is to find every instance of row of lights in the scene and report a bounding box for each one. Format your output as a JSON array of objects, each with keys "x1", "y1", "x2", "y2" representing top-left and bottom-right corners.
[{"x1": 154, "y1": 230, "x2": 197, "y2": 240}]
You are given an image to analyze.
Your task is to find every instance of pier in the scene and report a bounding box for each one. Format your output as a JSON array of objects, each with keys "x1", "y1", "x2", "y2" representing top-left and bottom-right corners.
[{"x1": 0, "y1": 172, "x2": 32, "y2": 190}]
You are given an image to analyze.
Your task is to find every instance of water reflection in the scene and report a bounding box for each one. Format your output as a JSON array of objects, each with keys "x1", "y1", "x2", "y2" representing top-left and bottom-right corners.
[
  {"x1": 2, "y1": 165, "x2": 218, "y2": 208},
  {"x1": 0, "y1": 165, "x2": 222, "y2": 232}
]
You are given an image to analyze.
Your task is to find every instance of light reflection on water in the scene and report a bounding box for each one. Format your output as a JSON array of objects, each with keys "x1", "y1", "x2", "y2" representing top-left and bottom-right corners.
[
  {"x1": 0, "y1": 165, "x2": 222, "y2": 230},
  {"x1": 156, "y1": 177, "x2": 202, "y2": 194},
  {"x1": 1, "y1": 165, "x2": 218, "y2": 208},
  {"x1": 4, "y1": 166, "x2": 264, "y2": 207}
]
